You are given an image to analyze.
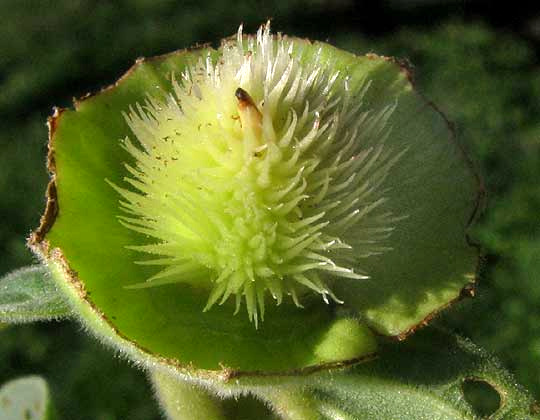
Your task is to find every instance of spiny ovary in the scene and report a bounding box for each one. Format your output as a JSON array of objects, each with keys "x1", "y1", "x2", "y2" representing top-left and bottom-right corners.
[{"x1": 114, "y1": 24, "x2": 398, "y2": 326}]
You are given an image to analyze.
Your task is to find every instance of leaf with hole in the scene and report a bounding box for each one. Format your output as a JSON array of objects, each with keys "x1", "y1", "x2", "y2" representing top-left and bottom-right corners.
[
  {"x1": 250, "y1": 329, "x2": 540, "y2": 419},
  {"x1": 153, "y1": 329, "x2": 539, "y2": 419}
]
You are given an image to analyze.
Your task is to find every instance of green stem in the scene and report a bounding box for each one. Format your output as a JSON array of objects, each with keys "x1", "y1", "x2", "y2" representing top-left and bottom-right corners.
[
  {"x1": 151, "y1": 370, "x2": 227, "y2": 420},
  {"x1": 259, "y1": 388, "x2": 320, "y2": 420}
]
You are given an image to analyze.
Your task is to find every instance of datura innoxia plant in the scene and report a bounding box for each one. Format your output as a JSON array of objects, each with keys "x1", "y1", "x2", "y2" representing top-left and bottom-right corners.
[{"x1": 28, "y1": 24, "x2": 482, "y2": 378}]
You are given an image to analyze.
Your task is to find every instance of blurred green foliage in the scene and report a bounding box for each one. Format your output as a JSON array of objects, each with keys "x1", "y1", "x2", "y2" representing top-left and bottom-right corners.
[{"x1": 0, "y1": 1, "x2": 539, "y2": 418}]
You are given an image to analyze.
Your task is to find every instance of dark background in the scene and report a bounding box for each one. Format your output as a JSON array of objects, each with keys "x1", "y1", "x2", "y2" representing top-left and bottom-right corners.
[{"x1": 1, "y1": 1, "x2": 539, "y2": 418}]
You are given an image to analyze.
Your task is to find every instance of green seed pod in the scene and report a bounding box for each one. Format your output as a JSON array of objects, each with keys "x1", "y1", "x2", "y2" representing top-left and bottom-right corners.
[{"x1": 29, "y1": 23, "x2": 482, "y2": 379}]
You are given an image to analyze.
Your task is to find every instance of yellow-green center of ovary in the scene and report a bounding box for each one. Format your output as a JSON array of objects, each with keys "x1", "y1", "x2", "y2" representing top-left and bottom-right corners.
[{"x1": 113, "y1": 25, "x2": 402, "y2": 325}]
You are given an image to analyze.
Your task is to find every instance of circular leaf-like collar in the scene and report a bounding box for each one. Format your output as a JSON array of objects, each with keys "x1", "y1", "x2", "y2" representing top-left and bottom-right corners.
[{"x1": 29, "y1": 29, "x2": 483, "y2": 378}]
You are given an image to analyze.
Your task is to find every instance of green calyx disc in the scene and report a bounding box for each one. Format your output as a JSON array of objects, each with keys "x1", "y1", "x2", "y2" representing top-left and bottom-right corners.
[{"x1": 30, "y1": 24, "x2": 481, "y2": 375}]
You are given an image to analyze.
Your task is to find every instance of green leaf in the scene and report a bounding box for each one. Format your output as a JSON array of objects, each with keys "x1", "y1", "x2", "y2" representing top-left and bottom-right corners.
[
  {"x1": 242, "y1": 329, "x2": 539, "y2": 420},
  {"x1": 153, "y1": 329, "x2": 538, "y2": 419},
  {"x1": 0, "y1": 265, "x2": 71, "y2": 323},
  {"x1": 0, "y1": 376, "x2": 56, "y2": 420},
  {"x1": 150, "y1": 329, "x2": 540, "y2": 419}
]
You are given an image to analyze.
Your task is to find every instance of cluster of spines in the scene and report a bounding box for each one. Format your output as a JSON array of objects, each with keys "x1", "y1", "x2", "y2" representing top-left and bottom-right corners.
[{"x1": 113, "y1": 23, "x2": 404, "y2": 326}]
